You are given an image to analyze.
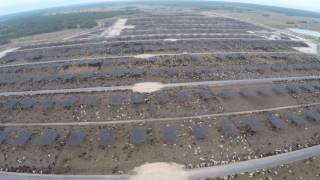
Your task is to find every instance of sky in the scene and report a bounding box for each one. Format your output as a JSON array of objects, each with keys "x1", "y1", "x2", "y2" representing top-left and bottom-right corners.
[{"x1": 0, "y1": 0, "x2": 319, "y2": 16}]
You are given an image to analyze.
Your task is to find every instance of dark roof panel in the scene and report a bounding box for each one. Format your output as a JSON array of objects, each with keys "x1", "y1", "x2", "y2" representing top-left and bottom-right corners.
[
  {"x1": 219, "y1": 120, "x2": 238, "y2": 136},
  {"x1": 166, "y1": 68, "x2": 178, "y2": 76},
  {"x1": 63, "y1": 96, "x2": 78, "y2": 109},
  {"x1": 239, "y1": 88, "x2": 256, "y2": 97},
  {"x1": 5, "y1": 99, "x2": 18, "y2": 111},
  {"x1": 245, "y1": 117, "x2": 262, "y2": 132},
  {"x1": 84, "y1": 95, "x2": 100, "y2": 107},
  {"x1": 15, "y1": 130, "x2": 33, "y2": 146},
  {"x1": 313, "y1": 64, "x2": 320, "y2": 71},
  {"x1": 245, "y1": 66, "x2": 256, "y2": 73},
  {"x1": 270, "y1": 65, "x2": 281, "y2": 72},
  {"x1": 132, "y1": 93, "x2": 146, "y2": 105},
  {"x1": 192, "y1": 123, "x2": 208, "y2": 140},
  {"x1": 268, "y1": 115, "x2": 286, "y2": 129},
  {"x1": 176, "y1": 90, "x2": 193, "y2": 102},
  {"x1": 199, "y1": 89, "x2": 214, "y2": 100},
  {"x1": 257, "y1": 88, "x2": 273, "y2": 96},
  {"x1": 149, "y1": 69, "x2": 162, "y2": 76},
  {"x1": 20, "y1": 98, "x2": 37, "y2": 110},
  {"x1": 98, "y1": 128, "x2": 115, "y2": 146},
  {"x1": 108, "y1": 95, "x2": 123, "y2": 106},
  {"x1": 272, "y1": 85, "x2": 287, "y2": 94},
  {"x1": 42, "y1": 98, "x2": 55, "y2": 109},
  {"x1": 286, "y1": 85, "x2": 302, "y2": 94},
  {"x1": 0, "y1": 130, "x2": 9, "y2": 144},
  {"x1": 130, "y1": 127, "x2": 146, "y2": 145},
  {"x1": 161, "y1": 126, "x2": 177, "y2": 143},
  {"x1": 220, "y1": 89, "x2": 234, "y2": 99},
  {"x1": 154, "y1": 91, "x2": 169, "y2": 104},
  {"x1": 306, "y1": 111, "x2": 320, "y2": 122},
  {"x1": 67, "y1": 130, "x2": 86, "y2": 146},
  {"x1": 286, "y1": 112, "x2": 306, "y2": 126},
  {"x1": 311, "y1": 82, "x2": 320, "y2": 90},
  {"x1": 40, "y1": 129, "x2": 58, "y2": 146},
  {"x1": 300, "y1": 84, "x2": 316, "y2": 93},
  {"x1": 61, "y1": 74, "x2": 75, "y2": 81}
]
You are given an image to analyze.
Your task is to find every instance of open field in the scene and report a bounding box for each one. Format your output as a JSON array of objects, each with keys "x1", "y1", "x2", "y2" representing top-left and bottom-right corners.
[
  {"x1": 0, "y1": 9, "x2": 138, "y2": 44},
  {"x1": 0, "y1": 5, "x2": 320, "y2": 179},
  {"x1": 209, "y1": 9, "x2": 320, "y2": 32}
]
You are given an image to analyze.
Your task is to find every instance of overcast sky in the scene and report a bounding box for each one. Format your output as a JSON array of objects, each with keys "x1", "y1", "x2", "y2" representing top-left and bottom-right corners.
[{"x1": 0, "y1": 0, "x2": 320, "y2": 16}]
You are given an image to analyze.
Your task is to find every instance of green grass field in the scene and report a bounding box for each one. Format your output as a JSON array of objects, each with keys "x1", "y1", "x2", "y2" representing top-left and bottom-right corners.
[{"x1": 0, "y1": 9, "x2": 138, "y2": 45}]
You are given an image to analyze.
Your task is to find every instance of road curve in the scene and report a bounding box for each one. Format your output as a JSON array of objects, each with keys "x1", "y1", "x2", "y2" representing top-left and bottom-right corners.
[
  {"x1": 1, "y1": 144, "x2": 320, "y2": 180},
  {"x1": 187, "y1": 144, "x2": 320, "y2": 179},
  {"x1": 0, "y1": 75, "x2": 319, "y2": 96}
]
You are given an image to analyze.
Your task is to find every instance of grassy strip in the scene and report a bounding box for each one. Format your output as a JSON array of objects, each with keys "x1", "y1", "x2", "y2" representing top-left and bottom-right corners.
[{"x1": 0, "y1": 9, "x2": 138, "y2": 45}]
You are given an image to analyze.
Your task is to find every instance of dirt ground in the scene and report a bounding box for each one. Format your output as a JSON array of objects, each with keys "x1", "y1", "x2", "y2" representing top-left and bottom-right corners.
[
  {"x1": 0, "y1": 9, "x2": 320, "y2": 178},
  {"x1": 1, "y1": 104, "x2": 320, "y2": 174}
]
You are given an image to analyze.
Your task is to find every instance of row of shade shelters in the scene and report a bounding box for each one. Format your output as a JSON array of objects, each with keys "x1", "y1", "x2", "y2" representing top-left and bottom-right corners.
[
  {"x1": 1, "y1": 109, "x2": 320, "y2": 146},
  {"x1": 2, "y1": 82, "x2": 320, "y2": 111}
]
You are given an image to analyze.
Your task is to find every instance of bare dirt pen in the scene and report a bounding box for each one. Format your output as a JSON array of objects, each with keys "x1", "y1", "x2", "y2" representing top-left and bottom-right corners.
[{"x1": 1, "y1": 9, "x2": 320, "y2": 177}]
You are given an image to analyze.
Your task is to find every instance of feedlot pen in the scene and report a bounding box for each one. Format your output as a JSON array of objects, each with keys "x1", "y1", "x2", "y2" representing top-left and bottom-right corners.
[{"x1": 1, "y1": 10, "x2": 320, "y2": 175}]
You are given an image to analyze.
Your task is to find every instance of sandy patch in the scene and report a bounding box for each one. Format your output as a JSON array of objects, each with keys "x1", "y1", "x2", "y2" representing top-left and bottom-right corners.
[
  {"x1": 134, "y1": 54, "x2": 156, "y2": 59},
  {"x1": 130, "y1": 162, "x2": 188, "y2": 180},
  {"x1": 293, "y1": 41, "x2": 318, "y2": 54},
  {"x1": 126, "y1": 25, "x2": 135, "y2": 29},
  {"x1": 163, "y1": 38, "x2": 177, "y2": 42},
  {"x1": 0, "y1": 48, "x2": 19, "y2": 59},
  {"x1": 267, "y1": 34, "x2": 281, "y2": 40},
  {"x1": 102, "y1": 18, "x2": 135, "y2": 38},
  {"x1": 290, "y1": 35, "x2": 317, "y2": 54},
  {"x1": 282, "y1": 30, "x2": 318, "y2": 54},
  {"x1": 132, "y1": 82, "x2": 164, "y2": 93},
  {"x1": 108, "y1": 18, "x2": 127, "y2": 37}
]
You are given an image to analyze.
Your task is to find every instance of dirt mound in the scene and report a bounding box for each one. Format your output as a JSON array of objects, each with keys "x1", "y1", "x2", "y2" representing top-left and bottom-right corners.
[
  {"x1": 132, "y1": 82, "x2": 164, "y2": 93},
  {"x1": 130, "y1": 162, "x2": 187, "y2": 180}
]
